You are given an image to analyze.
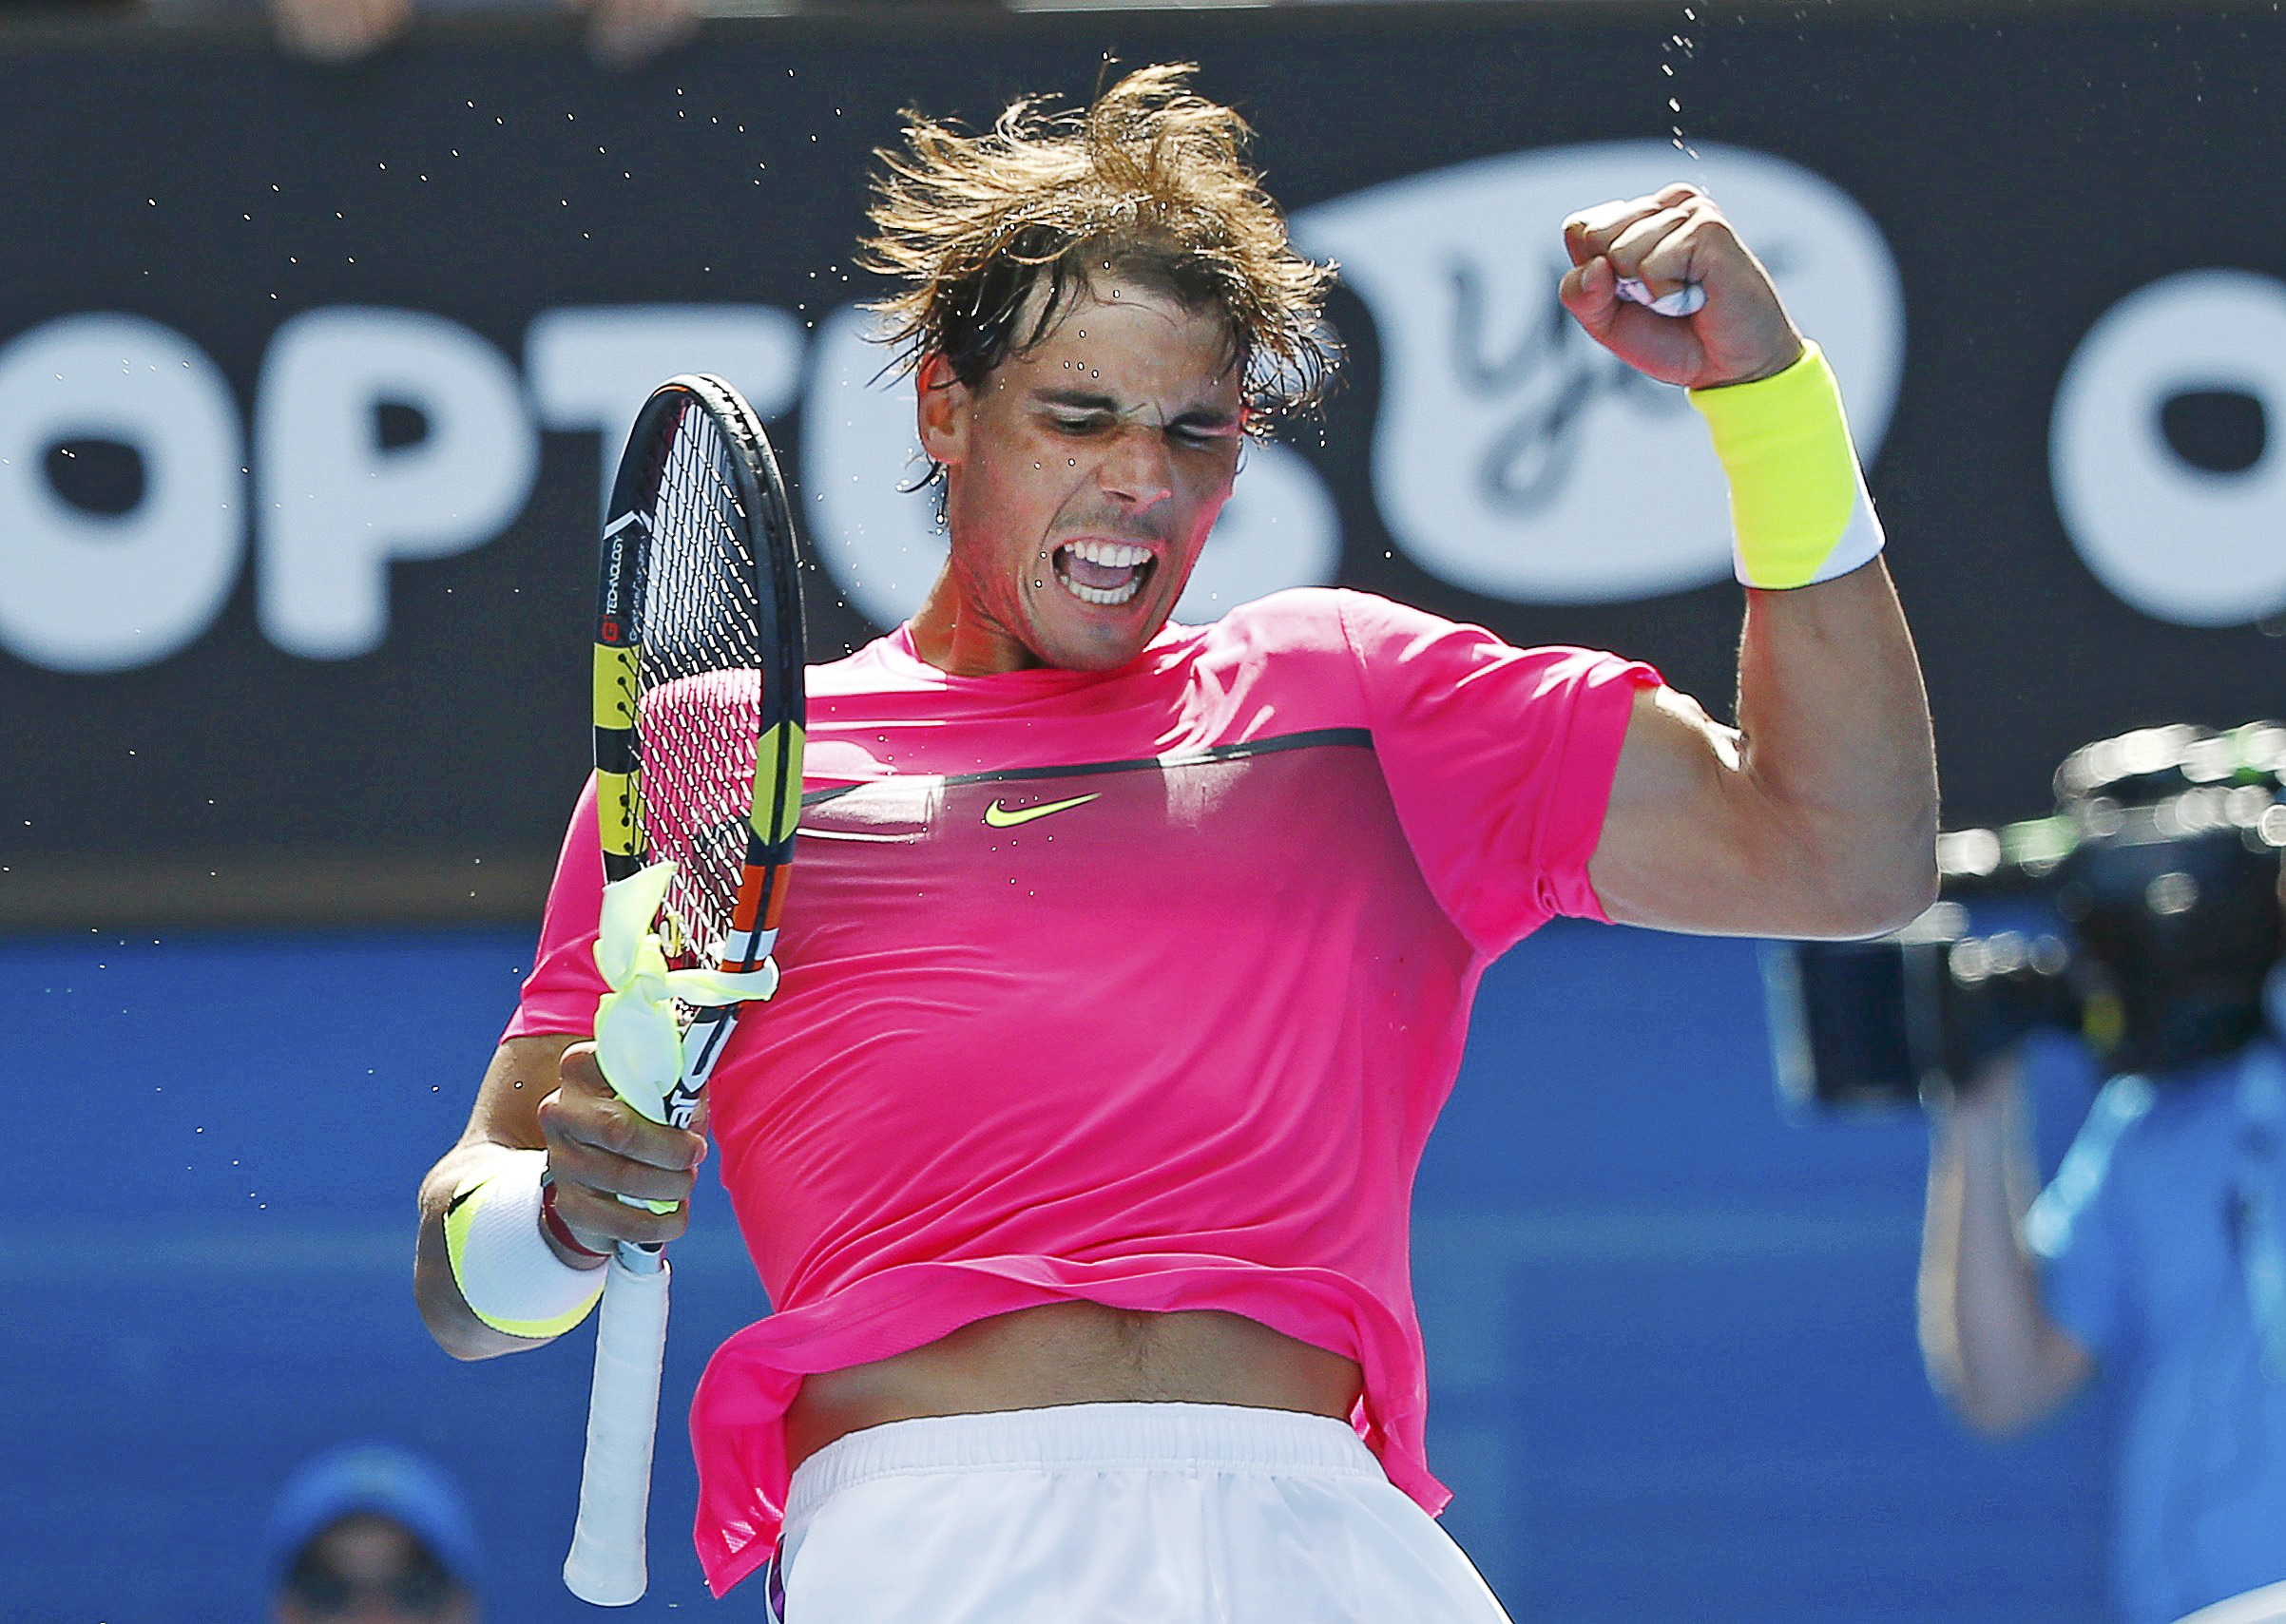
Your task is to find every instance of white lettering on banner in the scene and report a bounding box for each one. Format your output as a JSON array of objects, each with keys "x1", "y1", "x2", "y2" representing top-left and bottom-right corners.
[
  {"x1": 256, "y1": 308, "x2": 537, "y2": 659},
  {"x1": 800, "y1": 303, "x2": 943, "y2": 630},
  {"x1": 1292, "y1": 142, "x2": 1905, "y2": 603},
  {"x1": 525, "y1": 305, "x2": 806, "y2": 517},
  {"x1": 2050, "y1": 269, "x2": 2286, "y2": 627},
  {"x1": 1174, "y1": 440, "x2": 1340, "y2": 622},
  {"x1": 0, "y1": 315, "x2": 242, "y2": 674},
  {"x1": 801, "y1": 300, "x2": 1340, "y2": 630},
  {"x1": 36, "y1": 236, "x2": 2279, "y2": 675}
]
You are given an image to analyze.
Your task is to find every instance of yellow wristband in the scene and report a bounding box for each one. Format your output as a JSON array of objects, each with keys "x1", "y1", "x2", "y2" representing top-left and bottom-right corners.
[{"x1": 1688, "y1": 340, "x2": 1884, "y2": 590}]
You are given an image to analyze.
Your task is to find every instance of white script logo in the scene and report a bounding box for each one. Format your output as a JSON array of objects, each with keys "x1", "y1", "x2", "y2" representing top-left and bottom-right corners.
[{"x1": 1292, "y1": 141, "x2": 1905, "y2": 602}]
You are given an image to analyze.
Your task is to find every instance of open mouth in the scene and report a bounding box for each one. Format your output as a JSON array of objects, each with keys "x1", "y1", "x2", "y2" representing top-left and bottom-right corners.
[{"x1": 1053, "y1": 539, "x2": 1156, "y2": 606}]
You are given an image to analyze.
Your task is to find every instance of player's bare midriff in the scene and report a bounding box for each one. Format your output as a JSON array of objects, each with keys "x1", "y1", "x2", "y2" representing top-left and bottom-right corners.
[{"x1": 781, "y1": 1301, "x2": 1367, "y2": 1472}]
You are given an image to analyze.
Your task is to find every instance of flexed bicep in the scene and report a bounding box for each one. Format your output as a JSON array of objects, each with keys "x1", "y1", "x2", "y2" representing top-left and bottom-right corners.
[{"x1": 1586, "y1": 684, "x2": 1785, "y2": 935}]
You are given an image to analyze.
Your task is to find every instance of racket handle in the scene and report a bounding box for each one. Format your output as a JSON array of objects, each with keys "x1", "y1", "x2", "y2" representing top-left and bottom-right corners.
[{"x1": 564, "y1": 1247, "x2": 672, "y2": 1606}]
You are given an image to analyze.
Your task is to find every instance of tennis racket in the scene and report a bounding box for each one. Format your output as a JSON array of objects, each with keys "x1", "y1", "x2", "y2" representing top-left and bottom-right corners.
[{"x1": 563, "y1": 374, "x2": 807, "y2": 1607}]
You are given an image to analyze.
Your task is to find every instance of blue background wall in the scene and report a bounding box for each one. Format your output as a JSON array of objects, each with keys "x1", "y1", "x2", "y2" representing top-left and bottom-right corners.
[{"x1": 3, "y1": 920, "x2": 2112, "y2": 1622}]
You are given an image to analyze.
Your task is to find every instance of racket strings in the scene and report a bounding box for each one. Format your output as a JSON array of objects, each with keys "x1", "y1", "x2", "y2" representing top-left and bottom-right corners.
[{"x1": 633, "y1": 403, "x2": 765, "y2": 964}]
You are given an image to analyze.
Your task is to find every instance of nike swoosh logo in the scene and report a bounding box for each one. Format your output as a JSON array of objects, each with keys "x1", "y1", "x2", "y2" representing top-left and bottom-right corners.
[{"x1": 983, "y1": 793, "x2": 1101, "y2": 828}]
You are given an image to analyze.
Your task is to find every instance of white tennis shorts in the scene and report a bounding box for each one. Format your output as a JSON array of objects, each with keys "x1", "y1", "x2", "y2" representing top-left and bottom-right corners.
[{"x1": 761, "y1": 1401, "x2": 1514, "y2": 1622}]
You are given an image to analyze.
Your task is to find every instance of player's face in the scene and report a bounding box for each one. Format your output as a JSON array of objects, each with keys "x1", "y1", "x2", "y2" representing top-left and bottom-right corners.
[{"x1": 913, "y1": 278, "x2": 1246, "y2": 675}]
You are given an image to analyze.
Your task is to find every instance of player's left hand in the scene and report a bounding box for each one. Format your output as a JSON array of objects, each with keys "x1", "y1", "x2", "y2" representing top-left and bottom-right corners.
[{"x1": 1558, "y1": 184, "x2": 1803, "y2": 391}]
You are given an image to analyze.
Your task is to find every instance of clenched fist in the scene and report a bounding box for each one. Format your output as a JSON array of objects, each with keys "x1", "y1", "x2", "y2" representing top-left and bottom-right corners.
[{"x1": 1558, "y1": 183, "x2": 1804, "y2": 391}]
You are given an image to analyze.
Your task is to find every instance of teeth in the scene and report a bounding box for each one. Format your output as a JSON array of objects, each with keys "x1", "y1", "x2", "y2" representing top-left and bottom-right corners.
[
  {"x1": 1068, "y1": 539, "x2": 1151, "y2": 568},
  {"x1": 1053, "y1": 538, "x2": 1153, "y2": 607}
]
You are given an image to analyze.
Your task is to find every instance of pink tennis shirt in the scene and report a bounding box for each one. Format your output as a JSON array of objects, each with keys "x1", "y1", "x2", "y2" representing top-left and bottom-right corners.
[{"x1": 506, "y1": 586, "x2": 1659, "y2": 1595}]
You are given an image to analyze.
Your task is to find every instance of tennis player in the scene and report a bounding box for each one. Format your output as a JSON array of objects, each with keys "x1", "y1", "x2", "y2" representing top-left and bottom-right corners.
[{"x1": 415, "y1": 65, "x2": 1937, "y2": 1620}]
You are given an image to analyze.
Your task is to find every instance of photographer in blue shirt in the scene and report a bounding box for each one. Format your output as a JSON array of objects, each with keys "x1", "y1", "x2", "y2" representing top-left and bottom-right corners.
[{"x1": 1917, "y1": 725, "x2": 2286, "y2": 1624}]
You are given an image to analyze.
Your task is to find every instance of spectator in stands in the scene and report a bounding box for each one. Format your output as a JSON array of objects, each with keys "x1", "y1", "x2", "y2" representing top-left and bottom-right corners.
[
  {"x1": 263, "y1": 1442, "x2": 483, "y2": 1624},
  {"x1": 259, "y1": 0, "x2": 699, "y2": 69}
]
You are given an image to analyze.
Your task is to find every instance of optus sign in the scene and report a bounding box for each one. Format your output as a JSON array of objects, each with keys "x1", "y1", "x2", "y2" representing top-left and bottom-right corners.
[{"x1": 4, "y1": 143, "x2": 2281, "y2": 681}]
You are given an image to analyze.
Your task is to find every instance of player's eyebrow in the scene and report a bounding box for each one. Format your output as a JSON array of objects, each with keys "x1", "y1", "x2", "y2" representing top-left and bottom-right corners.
[
  {"x1": 1168, "y1": 404, "x2": 1245, "y2": 435},
  {"x1": 1030, "y1": 388, "x2": 1243, "y2": 434}
]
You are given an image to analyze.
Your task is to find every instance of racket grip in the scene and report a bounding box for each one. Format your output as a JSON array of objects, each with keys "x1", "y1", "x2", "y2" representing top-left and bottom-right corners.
[{"x1": 564, "y1": 1247, "x2": 672, "y2": 1606}]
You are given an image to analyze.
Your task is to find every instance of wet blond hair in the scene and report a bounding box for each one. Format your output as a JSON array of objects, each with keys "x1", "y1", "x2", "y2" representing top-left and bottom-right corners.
[{"x1": 860, "y1": 63, "x2": 1338, "y2": 430}]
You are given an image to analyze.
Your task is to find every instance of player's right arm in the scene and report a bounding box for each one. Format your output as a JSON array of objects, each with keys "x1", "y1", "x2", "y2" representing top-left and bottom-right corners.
[
  {"x1": 414, "y1": 1035, "x2": 706, "y2": 1360},
  {"x1": 1915, "y1": 1054, "x2": 2094, "y2": 1434}
]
